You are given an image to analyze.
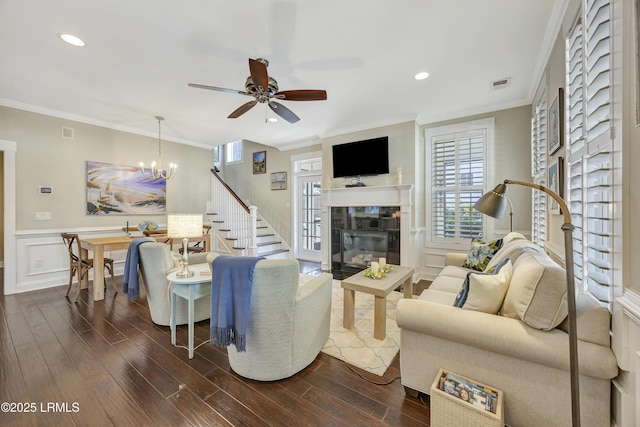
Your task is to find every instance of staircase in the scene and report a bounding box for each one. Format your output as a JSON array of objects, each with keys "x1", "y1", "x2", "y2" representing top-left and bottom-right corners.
[{"x1": 207, "y1": 169, "x2": 291, "y2": 259}]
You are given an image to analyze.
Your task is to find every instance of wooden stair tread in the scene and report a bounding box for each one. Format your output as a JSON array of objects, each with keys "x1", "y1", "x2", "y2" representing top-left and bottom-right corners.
[
  {"x1": 259, "y1": 249, "x2": 290, "y2": 257},
  {"x1": 257, "y1": 240, "x2": 281, "y2": 247}
]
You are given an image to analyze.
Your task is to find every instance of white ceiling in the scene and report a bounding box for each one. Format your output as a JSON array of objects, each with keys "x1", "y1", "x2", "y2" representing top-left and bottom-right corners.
[{"x1": 0, "y1": 0, "x2": 562, "y2": 150}]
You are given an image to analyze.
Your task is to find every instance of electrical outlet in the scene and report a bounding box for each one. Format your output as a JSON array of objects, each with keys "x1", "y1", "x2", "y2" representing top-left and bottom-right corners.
[
  {"x1": 35, "y1": 212, "x2": 52, "y2": 221},
  {"x1": 34, "y1": 259, "x2": 44, "y2": 268}
]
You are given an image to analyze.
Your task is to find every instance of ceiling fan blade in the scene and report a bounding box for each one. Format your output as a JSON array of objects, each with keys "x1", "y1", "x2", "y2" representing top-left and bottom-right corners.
[
  {"x1": 188, "y1": 83, "x2": 251, "y2": 96},
  {"x1": 228, "y1": 100, "x2": 258, "y2": 118},
  {"x1": 268, "y1": 101, "x2": 300, "y2": 123},
  {"x1": 249, "y1": 58, "x2": 269, "y2": 92},
  {"x1": 275, "y1": 90, "x2": 327, "y2": 101}
]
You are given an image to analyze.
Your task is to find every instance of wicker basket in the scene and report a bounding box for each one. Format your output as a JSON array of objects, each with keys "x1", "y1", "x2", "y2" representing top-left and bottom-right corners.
[{"x1": 430, "y1": 369, "x2": 504, "y2": 427}]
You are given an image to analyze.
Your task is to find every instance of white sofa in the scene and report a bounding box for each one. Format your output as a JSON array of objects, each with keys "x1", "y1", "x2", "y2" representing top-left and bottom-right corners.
[{"x1": 396, "y1": 233, "x2": 618, "y2": 427}]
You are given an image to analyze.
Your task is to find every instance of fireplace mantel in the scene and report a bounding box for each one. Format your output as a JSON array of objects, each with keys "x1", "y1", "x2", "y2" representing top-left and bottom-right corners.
[
  {"x1": 320, "y1": 184, "x2": 414, "y2": 273},
  {"x1": 322, "y1": 184, "x2": 413, "y2": 207}
]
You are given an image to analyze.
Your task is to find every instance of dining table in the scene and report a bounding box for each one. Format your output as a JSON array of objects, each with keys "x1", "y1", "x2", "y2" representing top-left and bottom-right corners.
[{"x1": 80, "y1": 234, "x2": 211, "y2": 301}]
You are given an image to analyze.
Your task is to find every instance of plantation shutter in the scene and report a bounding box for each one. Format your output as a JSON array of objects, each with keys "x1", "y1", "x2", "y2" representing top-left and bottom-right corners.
[
  {"x1": 531, "y1": 99, "x2": 547, "y2": 247},
  {"x1": 585, "y1": 152, "x2": 612, "y2": 302},
  {"x1": 567, "y1": 19, "x2": 584, "y2": 155},
  {"x1": 564, "y1": 0, "x2": 613, "y2": 307},
  {"x1": 569, "y1": 159, "x2": 584, "y2": 288},
  {"x1": 584, "y1": 0, "x2": 610, "y2": 143},
  {"x1": 431, "y1": 131, "x2": 485, "y2": 242}
]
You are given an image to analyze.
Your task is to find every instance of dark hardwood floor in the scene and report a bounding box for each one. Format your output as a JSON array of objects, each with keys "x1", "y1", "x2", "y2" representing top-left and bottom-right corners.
[{"x1": 0, "y1": 266, "x2": 430, "y2": 426}]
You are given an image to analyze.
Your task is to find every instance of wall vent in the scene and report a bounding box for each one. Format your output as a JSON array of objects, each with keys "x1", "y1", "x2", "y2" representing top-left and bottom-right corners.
[
  {"x1": 490, "y1": 77, "x2": 511, "y2": 90},
  {"x1": 62, "y1": 126, "x2": 74, "y2": 139}
]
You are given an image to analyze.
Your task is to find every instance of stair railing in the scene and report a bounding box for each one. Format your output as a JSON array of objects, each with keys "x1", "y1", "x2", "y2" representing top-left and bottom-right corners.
[{"x1": 210, "y1": 169, "x2": 258, "y2": 255}]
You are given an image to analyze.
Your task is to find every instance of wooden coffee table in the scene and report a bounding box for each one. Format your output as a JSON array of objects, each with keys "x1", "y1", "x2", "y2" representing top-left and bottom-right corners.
[{"x1": 341, "y1": 265, "x2": 414, "y2": 340}]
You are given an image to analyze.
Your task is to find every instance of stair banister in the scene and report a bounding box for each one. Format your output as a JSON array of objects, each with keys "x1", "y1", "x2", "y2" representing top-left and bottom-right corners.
[{"x1": 210, "y1": 169, "x2": 257, "y2": 254}]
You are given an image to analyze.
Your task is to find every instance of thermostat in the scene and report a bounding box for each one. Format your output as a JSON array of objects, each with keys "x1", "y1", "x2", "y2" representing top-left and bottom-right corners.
[{"x1": 39, "y1": 186, "x2": 53, "y2": 194}]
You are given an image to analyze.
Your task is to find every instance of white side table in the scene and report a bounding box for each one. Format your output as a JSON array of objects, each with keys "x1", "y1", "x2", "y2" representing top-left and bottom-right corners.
[{"x1": 167, "y1": 263, "x2": 212, "y2": 359}]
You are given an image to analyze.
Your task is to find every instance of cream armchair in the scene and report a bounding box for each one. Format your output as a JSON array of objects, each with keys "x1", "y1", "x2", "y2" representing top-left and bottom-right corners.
[
  {"x1": 225, "y1": 259, "x2": 333, "y2": 381},
  {"x1": 137, "y1": 241, "x2": 212, "y2": 326}
]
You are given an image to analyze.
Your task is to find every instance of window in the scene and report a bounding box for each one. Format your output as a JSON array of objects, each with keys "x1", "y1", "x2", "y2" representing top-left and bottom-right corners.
[
  {"x1": 426, "y1": 118, "x2": 494, "y2": 245},
  {"x1": 531, "y1": 95, "x2": 547, "y2": 247},
  {"x1": 225, "y1": 140, "x2": 243, "y2": 164},
  {"x1": 564, "y1": 0, "x2": 614, "y2": 307},
  {"x1": 296, "y1": 159, "x2": 322, "y2": 172}
]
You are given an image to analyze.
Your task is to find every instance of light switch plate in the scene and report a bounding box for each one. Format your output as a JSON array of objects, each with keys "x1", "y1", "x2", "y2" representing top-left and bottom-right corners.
[{"x1": 35, "y1": 212, "x2": 52, "y2": 221}]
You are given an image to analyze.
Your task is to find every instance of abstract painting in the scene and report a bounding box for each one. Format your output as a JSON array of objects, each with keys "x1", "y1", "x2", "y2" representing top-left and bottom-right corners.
[{"x1": 86, "y1": 161, "x2": 166, "y2": 215}]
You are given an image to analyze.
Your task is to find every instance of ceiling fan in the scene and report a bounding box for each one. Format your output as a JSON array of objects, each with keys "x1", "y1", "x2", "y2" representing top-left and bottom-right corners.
[{"x1": 189, "y1": 58, "x2": 327, "y2": 123}]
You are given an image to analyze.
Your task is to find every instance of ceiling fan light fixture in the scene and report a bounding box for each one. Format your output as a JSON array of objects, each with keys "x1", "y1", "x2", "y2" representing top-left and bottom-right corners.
[
  {"x1": 189, "y1": 57, "x2": 327, "y2": 124},
  {"x1": 59, "y1": 33, "x2": 86, "y2": 47},
  {"x1": 414, "y1": 71, "x2": 430, "y2": 80}
]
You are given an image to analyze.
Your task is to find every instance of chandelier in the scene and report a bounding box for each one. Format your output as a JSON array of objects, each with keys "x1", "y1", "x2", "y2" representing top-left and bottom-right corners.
[{"x1": 140, "y1": 116, "x2": 177, "y2": 180}]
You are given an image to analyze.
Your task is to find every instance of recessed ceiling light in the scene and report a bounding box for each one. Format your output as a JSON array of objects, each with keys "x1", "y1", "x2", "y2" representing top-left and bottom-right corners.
[
  {"x1": 414, "y1": 71, "x2": 430, "y2": 80},
  {"x1": 59, "y1": 33, "x2": 86, "y2": 47},
  {"x1": 268, "y1": 117, "x2": 278, "y2": 123}
]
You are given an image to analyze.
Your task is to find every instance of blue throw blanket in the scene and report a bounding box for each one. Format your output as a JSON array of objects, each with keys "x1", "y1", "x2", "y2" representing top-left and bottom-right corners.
[
  {"x1": 209, "y1": 255, "x2": 263, "y2": 352},
  {"x1": 122, "y1": 237, "x2": 155, "y2": 300}
]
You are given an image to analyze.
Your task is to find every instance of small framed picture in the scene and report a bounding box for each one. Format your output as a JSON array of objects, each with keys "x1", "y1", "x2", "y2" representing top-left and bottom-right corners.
[
  {"x1": 253, "y1": 151, "x2": 266, "y2": 174},
  {"x1": 548, "y1": 88, "x2": 564, "y2": 155},
  {"x1": 270, "y1": 171, "x2": 287, "y2": 190},
  {"x1": 548, "y1": 157, "x2": 564, "y2": 215}
]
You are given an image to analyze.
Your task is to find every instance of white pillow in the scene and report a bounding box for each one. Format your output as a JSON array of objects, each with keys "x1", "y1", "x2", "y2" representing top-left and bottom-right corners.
[
  {"x1": 502, "y1": 231, "x2": 526, "y2": 245},
  {"x1": 454, "y1": 259, "x2": 513, "y2": 314}
]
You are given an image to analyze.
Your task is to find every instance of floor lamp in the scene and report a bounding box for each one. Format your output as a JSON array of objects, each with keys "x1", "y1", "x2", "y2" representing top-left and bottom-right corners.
[{"x1": 474, "y1": 179, "x2": 580, "y2": 427}]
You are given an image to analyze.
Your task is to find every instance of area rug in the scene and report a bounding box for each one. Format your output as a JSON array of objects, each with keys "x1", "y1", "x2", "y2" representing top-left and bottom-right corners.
[{"x1": 321, "y1": 279, "x2": 405, "y2": 376}]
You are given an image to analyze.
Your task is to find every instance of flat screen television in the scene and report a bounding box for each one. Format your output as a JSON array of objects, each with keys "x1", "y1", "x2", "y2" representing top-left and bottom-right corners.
[{"x1": 332, "y1": 136, "x2": 389, "y2": 178}]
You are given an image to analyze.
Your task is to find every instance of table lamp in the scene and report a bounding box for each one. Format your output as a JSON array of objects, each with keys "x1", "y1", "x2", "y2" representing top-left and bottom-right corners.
[
  {"x1": 474, "y1": 179, "x2": 580, "y2": 427},
  {"x1": 168, "y1": 213, "x2": 203, "y2": 278}
]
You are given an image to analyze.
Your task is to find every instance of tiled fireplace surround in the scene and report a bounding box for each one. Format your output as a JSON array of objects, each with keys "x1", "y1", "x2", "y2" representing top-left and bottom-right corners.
[{"x1": 320, "y1": 184, "x2": 414, "y2": 276}]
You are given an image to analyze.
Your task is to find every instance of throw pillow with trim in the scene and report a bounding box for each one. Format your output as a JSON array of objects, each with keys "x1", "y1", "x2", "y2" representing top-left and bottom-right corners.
[
  {"x1": 462, "y1": 238, "x2": 504, "y2": 271},
  {"x1": 454, "y1": 258, "x2": 512, "y2": 314}
]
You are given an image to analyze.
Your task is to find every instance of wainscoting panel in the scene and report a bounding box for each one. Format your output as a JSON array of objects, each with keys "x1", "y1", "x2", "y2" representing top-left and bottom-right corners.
[{"x1": 15, "y1": 228, "x2": 129, "y2": 294}]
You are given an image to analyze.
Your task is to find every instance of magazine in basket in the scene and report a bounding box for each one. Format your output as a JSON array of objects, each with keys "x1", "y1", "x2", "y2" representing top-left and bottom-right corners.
[{"x1": 430, "y1": 368, "x2": 504, "y2": 427}]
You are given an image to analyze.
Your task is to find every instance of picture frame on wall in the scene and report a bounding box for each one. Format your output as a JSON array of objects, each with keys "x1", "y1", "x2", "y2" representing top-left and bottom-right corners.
[
  {"x1": 548, "y1": 157, "x2": 564, "y2": 215},
  {"x1": 270, "y1": 171, "x2": 287, "y2": 190},
  {"x1": 548, "y1": 88, "x2": 564, "y2": 155},
  {"x1": 253, "y1": 151, "x2": 266, "y2": 174}
]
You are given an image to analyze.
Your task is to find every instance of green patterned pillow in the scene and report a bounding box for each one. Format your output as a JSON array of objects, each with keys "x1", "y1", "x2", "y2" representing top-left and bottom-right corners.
[{"x1": 462, "y1": 238, "x2": 504, "y2": 271}]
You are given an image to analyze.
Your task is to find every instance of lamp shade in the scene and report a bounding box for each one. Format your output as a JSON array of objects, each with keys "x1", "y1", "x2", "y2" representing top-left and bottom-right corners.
[
  {"x1": 473, "y1": 183, "x2": 508, "y2": 219},
  {"x1": 167, "y1": 214, "x2": 203, "y2": 238}
]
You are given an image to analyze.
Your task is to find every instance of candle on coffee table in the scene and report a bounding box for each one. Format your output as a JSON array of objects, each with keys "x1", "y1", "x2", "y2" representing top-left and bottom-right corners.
[
  {"x1": 370, "y1": 261, "x2": 379, "y2": 274},
  {"x1": 379, "y1": 257, "x2": 386, "y2": 269}
]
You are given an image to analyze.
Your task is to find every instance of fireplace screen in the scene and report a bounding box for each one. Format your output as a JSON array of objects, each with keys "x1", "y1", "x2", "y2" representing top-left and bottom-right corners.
[
  {"x1": 342, "y1": 230, "x2": 388, "y2": 269},
  {"x1": 330, "y1": 206, "x2": 400, "y2": 279}
]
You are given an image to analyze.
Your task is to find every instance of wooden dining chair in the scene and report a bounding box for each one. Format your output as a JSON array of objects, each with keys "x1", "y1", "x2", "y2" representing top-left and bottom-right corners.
[
  {"x1": 179, "y1": 224, "x2": 212, "y2": 254},
  {"x1": 143, "y1": 229, "x2": 172, "y2": 245},
  {"x1": 60, "y1": 233, "x2": 117, "y2": 300}
]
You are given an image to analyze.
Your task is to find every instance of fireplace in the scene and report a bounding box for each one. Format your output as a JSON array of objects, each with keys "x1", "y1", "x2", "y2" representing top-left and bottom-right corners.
[
  {"x1": 330, "y1": 206, "x2": 400, "y2": 279},
  {"x1": 321, "y1": 184, "x2": 414, "y2": 278}
]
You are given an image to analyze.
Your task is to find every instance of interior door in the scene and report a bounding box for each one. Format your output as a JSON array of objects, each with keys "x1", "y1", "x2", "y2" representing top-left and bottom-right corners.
[{"x1": 297, "y1": 175, "x2": 322, "y2": 262}]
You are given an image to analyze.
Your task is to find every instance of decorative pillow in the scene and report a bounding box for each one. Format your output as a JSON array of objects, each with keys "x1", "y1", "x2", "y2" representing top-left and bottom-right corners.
[
  {"x1": 502, "y1": 231, "x2": 526, "y2": 245},
  {"x1": 454, "y1": 258, "x2": 512, "y2": 314},
  {"x1": 500, "y1": 252, "x2": 568, "y2": 330},
  {"x1": 462, "y1": 238, "x2": 504, "y2": 271}
]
